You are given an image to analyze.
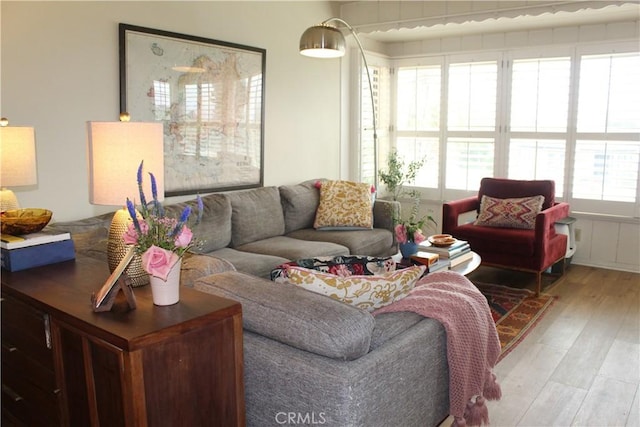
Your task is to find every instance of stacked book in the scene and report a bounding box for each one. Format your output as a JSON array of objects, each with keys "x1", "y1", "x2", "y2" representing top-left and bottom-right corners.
[
  {"x1": 1, "y1": 230, "x2": 75, "y2": 272},
  {"x1": 409, "y1": 251, "x2": 449, "y2": 273},
  {"x1": 418, "y1": 239, "x2": 474, "y2": 270}
]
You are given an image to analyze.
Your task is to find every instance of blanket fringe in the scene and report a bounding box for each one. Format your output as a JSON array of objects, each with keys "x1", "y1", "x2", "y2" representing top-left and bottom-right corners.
[
  {"x1": 452, "y1": 416, "x2": 467, "y2": 427},
  {"x1": 465, "y1": 396, "x2": 490, "y2": 426},
  {"x1": 484, "y1": 372, "x2": 502, "y2": 401}
]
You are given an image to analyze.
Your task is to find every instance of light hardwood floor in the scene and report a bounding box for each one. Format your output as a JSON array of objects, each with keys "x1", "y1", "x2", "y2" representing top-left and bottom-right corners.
[{"x1": 441, "y1": 263, "x2": 640, "y2": 427}]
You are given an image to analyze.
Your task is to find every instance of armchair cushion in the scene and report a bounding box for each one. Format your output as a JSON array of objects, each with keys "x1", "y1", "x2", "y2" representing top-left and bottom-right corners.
[
  {"x1": 479, "y1": 177, "x2": 555, "y2": 210},
  {"x1": 475, "y1": 195, "x2": 544, "y2": 230}
]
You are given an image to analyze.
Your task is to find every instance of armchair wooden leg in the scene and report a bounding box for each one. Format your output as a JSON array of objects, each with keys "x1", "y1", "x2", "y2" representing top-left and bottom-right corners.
[{"x1": 535, "y1": 272, "x2": 542, "y2": 297}]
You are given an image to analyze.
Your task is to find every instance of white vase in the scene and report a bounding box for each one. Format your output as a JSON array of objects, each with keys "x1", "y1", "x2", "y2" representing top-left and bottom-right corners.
[{"x1": 149, "y1": 258, "x2": 182, "y2": 306}]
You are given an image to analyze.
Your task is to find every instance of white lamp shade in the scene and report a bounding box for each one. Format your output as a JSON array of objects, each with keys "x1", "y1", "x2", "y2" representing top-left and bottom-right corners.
[
  {"x1": 0, "y1": 126, "x2": 37, "y2": 187},
  {"x1": 87, "y1": 121, "x2": 164, "y2": 206}
]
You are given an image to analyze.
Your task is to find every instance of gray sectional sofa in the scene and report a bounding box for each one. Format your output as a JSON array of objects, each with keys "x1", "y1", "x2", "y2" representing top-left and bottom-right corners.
[{"x1": 51, "y1": 180, "x2": 451, "y2": 427}]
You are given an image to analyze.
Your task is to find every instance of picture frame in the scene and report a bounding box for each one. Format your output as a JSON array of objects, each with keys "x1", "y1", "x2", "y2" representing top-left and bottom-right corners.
[
  {"x1": 92, "y1": 246, "x2": 136, "y2": 311},
  {"x1": 119, "y1": 23, "x2": 266, "y2": 196}
]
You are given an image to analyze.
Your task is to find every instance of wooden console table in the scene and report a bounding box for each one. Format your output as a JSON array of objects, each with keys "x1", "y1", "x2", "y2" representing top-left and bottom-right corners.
[{"x1": 1, "y1": 256, "x2": 245, "y2": 426}]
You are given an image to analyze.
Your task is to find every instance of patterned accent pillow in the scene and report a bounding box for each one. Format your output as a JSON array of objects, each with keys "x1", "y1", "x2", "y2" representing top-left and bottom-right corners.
[
  {"x1": 314, "y1": 180, "x2": 374, "y2": 230},
  {"x1": 282, "y1": 265, "x2": 426, "y2": 312},
  {"x1": 474, "y1": 195, "x2": 545, "y2": 230},
  {"x1": 270, "y1": 255, "x2": 396, "y2": 282}
]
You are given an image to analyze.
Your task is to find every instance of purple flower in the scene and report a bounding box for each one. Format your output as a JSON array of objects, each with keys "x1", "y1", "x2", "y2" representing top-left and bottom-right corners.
[
  {"x1": 126, "y1": 198, "x2": 141, "y2": 232},
  {"x1": 196, "y1": 195, "x2": 204, "y2": 224}
]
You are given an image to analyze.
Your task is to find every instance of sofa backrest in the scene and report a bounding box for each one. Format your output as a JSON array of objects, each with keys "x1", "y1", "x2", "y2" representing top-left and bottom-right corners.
[
  {"x1": 479, "y1": 177, "x2": 555, "y2": 210},
  {"x1": 225, "y1": 186, "x2": 286, "y2": 247},
  {"x1": 279, "y1": 180, "x2": 320, "y2": 234},
  {"x1": 164, "y1": 193, "x2": 232, "y2": 253}
]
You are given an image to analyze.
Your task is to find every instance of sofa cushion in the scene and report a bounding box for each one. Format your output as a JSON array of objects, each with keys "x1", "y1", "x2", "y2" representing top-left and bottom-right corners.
[
  {"x1": 475, "y1": 195, "x2": 544, "y2": 230},
  {"x1": 180, "y1": 253, "x2": 236, "y2": 288},
  {"x1": 165, "y1": 193, "x2": 232, "y2": 252},
  {"x1": 236, "y1": 235, "x2": 348, "y2": 261},
  {"x1": 270, "y1": 255, "x2": 396, "y2": 282},
  {"x1": 207, "y1": 247, "x2": 290, "y2": 279},
  {"x1": 70, "y1": 227, "x2": 109, "y2": 261},
  {"x1": 314, "y1": 180, "x2": 374, "y2": 230},
  {"x1": 454, "y1": 223, "x2": 536, "y2": 256},
  {"x1": 280, "y1": 265, "x2": 426, "y2": 312},
  {"x1": 279, "y1": 180, "x2": 320, "y2": 233},
  {"x1": 226, "y1": 187, "x2": 285, "y2": 247},
  {"x1": 369, "y1": 311, "x2": 425, "y2": 350},
  {"x1": 193, "y1": 271, "x2": 375, "y2": 360},
  {"x1": 287, "y1": 228, "x2": 394, "y2": 257}
]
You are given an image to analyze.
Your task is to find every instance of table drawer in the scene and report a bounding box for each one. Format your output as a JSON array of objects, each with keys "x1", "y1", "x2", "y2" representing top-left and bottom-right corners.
[
  {"x1": 1, "y1": 294, "x2": 53, "y2": 370},
  {"x1": 2, "y1": 377, "x2": 60, "y2": 426}
]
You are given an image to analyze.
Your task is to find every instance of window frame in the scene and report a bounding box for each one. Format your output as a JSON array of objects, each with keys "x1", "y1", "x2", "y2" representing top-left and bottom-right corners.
[{"x1": 362, "y1": 41, "x2": 640, "y2": 218}]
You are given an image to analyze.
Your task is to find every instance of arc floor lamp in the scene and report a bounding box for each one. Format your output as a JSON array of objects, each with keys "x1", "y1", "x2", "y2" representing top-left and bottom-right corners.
[{"x1": 299, "y1": 18, "x2": 378, "y2": 188}]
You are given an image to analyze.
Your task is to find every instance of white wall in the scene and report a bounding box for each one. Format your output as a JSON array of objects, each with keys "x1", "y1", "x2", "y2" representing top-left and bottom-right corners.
[{"x1": 1, "y1": 1, "x2": 341, "y2": 222}]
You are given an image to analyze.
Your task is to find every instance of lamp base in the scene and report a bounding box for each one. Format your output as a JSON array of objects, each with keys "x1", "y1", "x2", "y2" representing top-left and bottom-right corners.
[
  {"x1": 107, "y1": 208, "x2": 149, "y2": 287},
  {"x1": 0, "y1": 188, "x2": 20, "y2": 212}
]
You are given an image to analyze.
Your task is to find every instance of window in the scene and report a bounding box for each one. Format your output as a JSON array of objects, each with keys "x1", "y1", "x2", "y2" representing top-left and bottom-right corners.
[
  {"x1": 446, "y1": 60, "x2": 498, "y2": 192},
  {"x1": 507, "y1": 56, "x2": 571, "y2": 194},
  {"x1": 395, "y1": 66, "x2": 441, "y2": 189},
  {"x1": 572, "y1": 52, "x2": 640, "y2": 214},
  {"x1": 360, "y1": 60, "x2": 390, "y2": 187},
  {"x1": 375, "y1": 43, "x2": 640, "y2": 217}
]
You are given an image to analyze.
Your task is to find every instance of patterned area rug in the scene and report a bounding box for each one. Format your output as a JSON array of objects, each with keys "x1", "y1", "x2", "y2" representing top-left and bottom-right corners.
[{"x1": 475, "y1": 282, "x2": 557, "y2": 362}]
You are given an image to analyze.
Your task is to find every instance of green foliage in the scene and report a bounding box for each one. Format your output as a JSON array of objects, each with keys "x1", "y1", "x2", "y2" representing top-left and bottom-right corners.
[{"x1": 378, "y1": 150, "x2": 425, "y2": 201}]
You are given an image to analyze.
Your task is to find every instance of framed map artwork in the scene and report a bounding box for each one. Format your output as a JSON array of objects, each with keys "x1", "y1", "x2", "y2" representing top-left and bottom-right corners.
[{"x1": 119, "y1": 24, "x2": 265, "y2": 196}]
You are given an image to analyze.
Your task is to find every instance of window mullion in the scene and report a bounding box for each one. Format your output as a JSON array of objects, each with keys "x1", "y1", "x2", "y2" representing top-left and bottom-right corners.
[
  {"x1": 497, "y1": 55, "x2": 511, "y2": 178},
  {"x1": 440, "y1": 58, "x2": 450, "y2": 200}
]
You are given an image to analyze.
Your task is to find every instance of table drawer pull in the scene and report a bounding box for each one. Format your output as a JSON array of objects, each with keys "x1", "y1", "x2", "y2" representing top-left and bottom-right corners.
[
  {"x1": 2, "y1": 384, "x2": 23, "y2": 402},
  {"x1": 2, "y1": 342, "x2": 17, "y2": 352}
]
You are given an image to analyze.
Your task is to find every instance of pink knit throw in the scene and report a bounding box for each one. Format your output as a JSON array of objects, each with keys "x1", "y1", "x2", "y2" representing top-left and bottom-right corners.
[{"x1": 373, "y1": 270, "x2": 502, "y2": 427}]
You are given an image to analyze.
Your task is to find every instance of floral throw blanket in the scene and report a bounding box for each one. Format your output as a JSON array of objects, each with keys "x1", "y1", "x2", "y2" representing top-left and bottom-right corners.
[{"x1": 374, "y1": 270, "x2": 502, "y2": 427}]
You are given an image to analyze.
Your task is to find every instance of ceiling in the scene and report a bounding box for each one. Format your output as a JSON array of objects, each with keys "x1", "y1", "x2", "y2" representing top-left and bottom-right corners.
[{"x1": 352, "y1": 2, "x2": 640, "y2": 42}]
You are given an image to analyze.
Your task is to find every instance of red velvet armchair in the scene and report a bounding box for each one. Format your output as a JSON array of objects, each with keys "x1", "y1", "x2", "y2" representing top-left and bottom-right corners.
[{"x1": 442, "y1": 178, "x2": 570, "y2": 295}]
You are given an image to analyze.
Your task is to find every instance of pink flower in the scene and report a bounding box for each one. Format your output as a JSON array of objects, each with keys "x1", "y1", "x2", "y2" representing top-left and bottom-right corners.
[
  {"x1": 123, "y1": 223, "x2": 138, "y2": 244},
  {"x1": 413, "y1": 230, "x2": 426, "y2": 244},
  {"x1": 141, "y1": 245, "x2": 180, "y2": 280},
  {"x1": 174, "y1": 226, "x2": 193, "y2": 248},
  {"x1": 395, "y1": 224, "x2": 408, "y2": 244},
  {"x1": 123, "y1": 220, "x2": 148, "y2": 244}
]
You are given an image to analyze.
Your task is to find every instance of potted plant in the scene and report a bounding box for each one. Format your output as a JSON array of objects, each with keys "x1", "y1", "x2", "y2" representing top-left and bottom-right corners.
[
  {"x1": 123, "y1": 161, "x2": 202, "y2": 305},
  {"x1": 378, "y1": 150, "x2": 424, "y2": 201},
  {"x1": 394, "y1": 196, "x2": 437, "y2": 258},
  {"x1": 379, "y1": 150, "x2": 436, "y2": 257}
]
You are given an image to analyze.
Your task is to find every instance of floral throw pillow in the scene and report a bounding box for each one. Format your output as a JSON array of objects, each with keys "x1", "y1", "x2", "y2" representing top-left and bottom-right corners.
[
  {"x1": 281, "y1": 265, "x2": 426, "y2": 312},
  {"x1": 270, "y1": 255, "x2": 396, "y2": 282},
  {"x1": 474, "y1": 195, "x2": 545, "y2": 230},
  {"x1": 313, "y1": 180, "x2": 374, "y2": 230}
]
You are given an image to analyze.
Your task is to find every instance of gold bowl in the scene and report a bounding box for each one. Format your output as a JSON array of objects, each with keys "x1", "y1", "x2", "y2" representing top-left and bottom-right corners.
[
  {"x1": 1, "y1": 208, "x2": 53, "y2": 235},
  {"x1": 428, "y1": 234, "x2": 457, "y2": 247}
]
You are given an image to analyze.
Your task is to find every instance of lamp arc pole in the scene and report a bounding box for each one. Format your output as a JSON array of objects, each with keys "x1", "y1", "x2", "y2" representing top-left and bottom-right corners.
[{"x1": 299, "y1": 18, "x2": 378, "y2": 189}]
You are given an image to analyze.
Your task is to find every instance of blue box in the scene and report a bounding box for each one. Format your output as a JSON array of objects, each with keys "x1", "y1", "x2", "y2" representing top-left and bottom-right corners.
[{"x1": 1, "y1": 239, "x2": 76, "y2": 272}]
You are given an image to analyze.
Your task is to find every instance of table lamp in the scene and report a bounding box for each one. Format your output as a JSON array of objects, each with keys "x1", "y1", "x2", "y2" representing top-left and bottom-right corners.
[
  {"x1": 0, "y1": 118, "x2": 37, "y2": 211},
  {"x1": 87, "y1": 113, "x2": 164, "y2": 287}
]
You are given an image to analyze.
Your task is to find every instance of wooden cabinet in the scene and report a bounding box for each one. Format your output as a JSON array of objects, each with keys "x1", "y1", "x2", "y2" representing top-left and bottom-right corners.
[
  {"x1": 1, "y1": 257, "x2": 244, "y2": 426},
  {"x1": 2, "y1": 295, "x2": 60, "y2": 426}
]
